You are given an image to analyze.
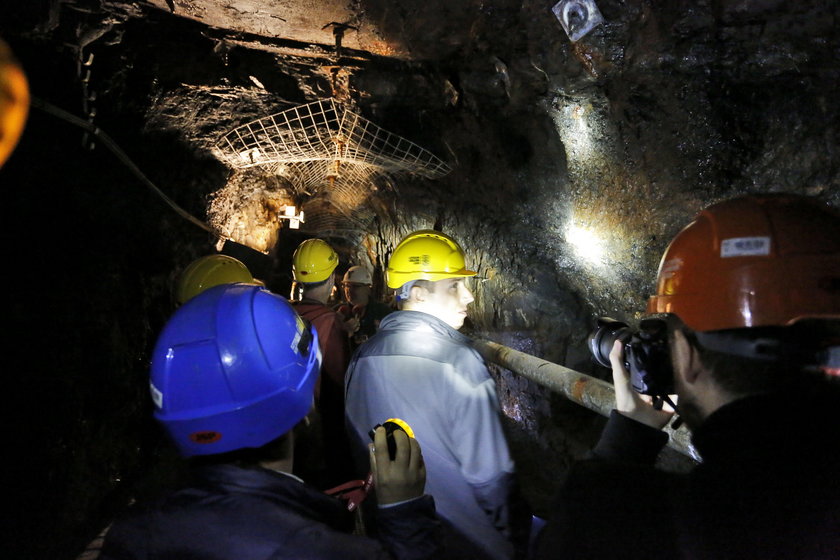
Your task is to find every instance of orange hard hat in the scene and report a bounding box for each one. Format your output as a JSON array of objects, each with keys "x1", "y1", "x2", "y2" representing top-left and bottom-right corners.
[
  {"x1": 0, "y1": 38, "x2": 29, "y2": 168},
  {"x1": 647, "y1": 194, "x2": 840, "y2": 332}
]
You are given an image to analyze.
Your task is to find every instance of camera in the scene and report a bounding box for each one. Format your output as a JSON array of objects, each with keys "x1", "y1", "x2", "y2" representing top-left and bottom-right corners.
[{"x1": 587, "y1": 317, "x2": 674, "y2": 398}]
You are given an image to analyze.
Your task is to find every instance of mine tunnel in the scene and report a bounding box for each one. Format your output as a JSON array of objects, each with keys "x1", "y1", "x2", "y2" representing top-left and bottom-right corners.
[{"x1": 2, "y1": 1, "x2": 839, "y2": 557}]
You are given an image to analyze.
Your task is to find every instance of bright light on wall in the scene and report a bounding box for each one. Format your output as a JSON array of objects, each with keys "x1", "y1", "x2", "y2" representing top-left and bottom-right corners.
[
  {"x1": 565, "y1": 222, "x2": 606, "y2": 265},
  {"x1": 546, "y1": 94, "x2": 625, "y2": 273},
  {"x1": 551, "y1": 100, "x2": 596, "y2": 163}
]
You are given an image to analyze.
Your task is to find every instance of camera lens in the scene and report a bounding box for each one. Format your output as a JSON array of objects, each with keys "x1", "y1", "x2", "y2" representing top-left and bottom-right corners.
[{"x1": 587, "y1": 317, "x2": 633, "y2": 368}]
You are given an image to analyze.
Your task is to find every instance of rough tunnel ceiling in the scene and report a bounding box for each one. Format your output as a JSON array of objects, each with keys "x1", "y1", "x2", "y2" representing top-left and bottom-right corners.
[
  {"x1": 135, "y1": 0, "x2": 833, "y2": 243},
  {"x1": 19, "y1": 0, "x2": 840, "y2": 277},
  {"x1": 18, "y1": 0, "x2": 837, "y2": 270},
  {"x1": 137, "y1": 0, "x2": 474, "y2": 248},
  {"x1": 146, "y1": 0, "x2": 408, "y2": 58},
  {"x1": 28, "y1": 0, "x2": 835, "y2": 298}
]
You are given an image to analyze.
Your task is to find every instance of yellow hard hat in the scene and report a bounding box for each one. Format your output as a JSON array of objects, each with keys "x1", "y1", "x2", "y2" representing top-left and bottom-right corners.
[
  {"x1": 176, "y1": 254, "x2": 255, "y2": 305},
  {"x1": 386, "y1": 229, "x2": 476, "y2": 289},
  {"x1": 292, "y1": 239, "x2": 338, "y2": 283},
  {"x1": 0, "y1": 38, "x2": 29, "y2": 168}
]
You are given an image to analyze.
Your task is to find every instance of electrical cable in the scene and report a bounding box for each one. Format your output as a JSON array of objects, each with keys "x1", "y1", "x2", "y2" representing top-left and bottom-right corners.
[{"x1": 30, "y1": 96, "x2": 222, "y2": 239}]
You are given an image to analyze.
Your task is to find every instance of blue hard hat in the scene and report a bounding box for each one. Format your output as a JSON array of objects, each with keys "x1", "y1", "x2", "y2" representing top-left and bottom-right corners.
[{"x1": 150, "y1": 283, "x2": 321, "y2": 457}]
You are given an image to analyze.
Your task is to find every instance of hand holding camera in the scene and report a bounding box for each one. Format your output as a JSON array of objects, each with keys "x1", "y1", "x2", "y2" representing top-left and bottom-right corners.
[
  {"x1": 589, "y1": 317, "x2": 678, "y2": 429},
  {"x1": 608, "y1": 339, "x2": 675, "y2": 430}
]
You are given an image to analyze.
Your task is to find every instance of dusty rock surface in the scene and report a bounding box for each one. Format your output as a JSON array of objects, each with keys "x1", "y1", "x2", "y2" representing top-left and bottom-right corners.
[{"x1": 2, "y1": 1, "x2": 838, "y2": 556}]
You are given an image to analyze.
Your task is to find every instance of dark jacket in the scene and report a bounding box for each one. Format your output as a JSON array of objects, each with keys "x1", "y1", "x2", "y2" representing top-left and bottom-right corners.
[
  {"x1": 535, "y1": 388, "x2": 840, "y2": 559},
  {"x1": 100, "y1": 464, "x2": 440, "y2": 560},
  {"x1": 336, "y1": 300, "x2": 393, "y2": 350}
]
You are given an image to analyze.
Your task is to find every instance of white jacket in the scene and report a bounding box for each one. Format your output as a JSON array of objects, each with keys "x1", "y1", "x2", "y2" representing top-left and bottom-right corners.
[{"x1": 345, "y1": 311, "x2": 515, "y2": 560}]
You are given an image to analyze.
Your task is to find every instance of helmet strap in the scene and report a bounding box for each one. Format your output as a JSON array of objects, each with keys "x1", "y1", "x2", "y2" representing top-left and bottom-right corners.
[
  {"x1": 396, "y1": 280, "x2": 417, "y2": 302},
  {"x1": 652, "y1": 394, "x2": 684, "y2": 430},
  {"x1": 695, "y1": 330, "x2": 786, "y2": 361},
  {"x1": 694, "y1": 325, "x2": 840, "y2": 376}
]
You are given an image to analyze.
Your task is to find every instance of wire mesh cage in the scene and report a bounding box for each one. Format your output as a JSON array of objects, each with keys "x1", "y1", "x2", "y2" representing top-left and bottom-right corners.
[
  {"x1": 215, "y1": 99, "x2": 451, "y2": 177},
  {"x1": 211, "y1": 99, "x2": 451, "y2": 251}
]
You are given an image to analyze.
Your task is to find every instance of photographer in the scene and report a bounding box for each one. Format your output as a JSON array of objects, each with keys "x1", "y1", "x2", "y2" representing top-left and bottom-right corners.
[{"x1": 535, "y1": 194, "x2": 840, "y2": 559}]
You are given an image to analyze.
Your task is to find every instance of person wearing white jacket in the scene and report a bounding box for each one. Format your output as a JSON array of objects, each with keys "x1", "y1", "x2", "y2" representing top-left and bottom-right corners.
[{"x1": 345, "y1": 230, "x2": 521, "y2": 560}]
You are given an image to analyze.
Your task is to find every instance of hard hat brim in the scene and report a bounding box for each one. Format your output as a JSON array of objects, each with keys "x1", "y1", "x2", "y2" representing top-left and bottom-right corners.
[{"x1": 386, "y1": 268, "x2": 476, "y2": 289}]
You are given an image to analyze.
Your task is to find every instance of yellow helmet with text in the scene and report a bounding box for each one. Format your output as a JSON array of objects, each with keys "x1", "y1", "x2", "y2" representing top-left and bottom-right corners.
[{"x1": 386, "y1": 230, "x2": 476, "y2": 289}]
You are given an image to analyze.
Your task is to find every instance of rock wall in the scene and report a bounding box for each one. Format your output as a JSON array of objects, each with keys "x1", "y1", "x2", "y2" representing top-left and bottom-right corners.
[{"x1": 1, "y1": 0, "x2": 838, "y2": 557}]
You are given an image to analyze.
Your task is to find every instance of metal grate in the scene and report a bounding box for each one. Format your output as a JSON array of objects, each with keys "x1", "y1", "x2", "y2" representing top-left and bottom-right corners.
[
  {"x1": 211, "y1": 99, "x2": 451, "y2": 251},
  {"x1": 215, "y1": 99, "x2": 451, "y2": 179}
]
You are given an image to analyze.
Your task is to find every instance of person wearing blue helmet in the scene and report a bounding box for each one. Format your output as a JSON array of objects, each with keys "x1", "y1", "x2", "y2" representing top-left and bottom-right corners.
[{"x1": 99, "y1": 283, "x2": 439, "y2": 559}]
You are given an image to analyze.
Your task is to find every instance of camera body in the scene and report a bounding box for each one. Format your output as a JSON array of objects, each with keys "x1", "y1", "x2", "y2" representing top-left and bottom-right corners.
[{"x1": 587, "y1": 317, "x2": 674, "y2": 397}]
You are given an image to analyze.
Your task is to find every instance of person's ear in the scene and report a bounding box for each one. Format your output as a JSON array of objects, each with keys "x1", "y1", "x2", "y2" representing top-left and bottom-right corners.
[
  {"x1": 410, "y1": 284, "x2": 426, "y2": 303},
  {"x1": 672, "y1": 329, "x2": 701, "y2": 385}
]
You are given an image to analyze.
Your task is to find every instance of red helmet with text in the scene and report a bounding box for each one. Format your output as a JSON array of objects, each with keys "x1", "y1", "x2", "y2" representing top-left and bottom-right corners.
[{"x1": 647, "y1": 194, "x2": 840, "y2": 332}]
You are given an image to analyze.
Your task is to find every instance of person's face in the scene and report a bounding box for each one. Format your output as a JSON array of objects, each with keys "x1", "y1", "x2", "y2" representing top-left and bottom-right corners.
[
  {"x1": 344, "y1": 282, "x2": 371, "y2": 306},
  {"x1": 422, "y1": 277, "x2": 474, "y2": 330}
]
